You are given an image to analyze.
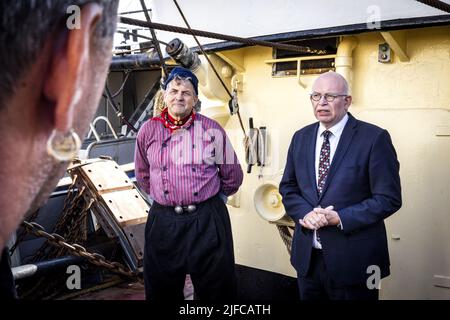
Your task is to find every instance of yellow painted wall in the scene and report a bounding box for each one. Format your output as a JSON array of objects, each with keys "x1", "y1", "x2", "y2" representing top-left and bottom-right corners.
[{"x1": 215, "y1": 25, "x2": 450, "y2": 299}]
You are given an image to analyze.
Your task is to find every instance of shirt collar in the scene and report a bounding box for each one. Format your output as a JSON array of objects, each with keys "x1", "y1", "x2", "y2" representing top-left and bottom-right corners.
[
  {"x1": 318, "y1": 113, "x2": 349, "y2": 138},
  {"x1": 155, "y1": 108, "x2": 196, "y2": 133},
  {"x1": 165, "y1": 108, "x2": 193, "y2": 126}
]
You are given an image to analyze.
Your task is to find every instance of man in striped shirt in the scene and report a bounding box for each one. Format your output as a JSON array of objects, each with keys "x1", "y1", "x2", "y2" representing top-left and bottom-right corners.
[{"x1": 135, "y1": 67, "x2": 243, "y2": 300}]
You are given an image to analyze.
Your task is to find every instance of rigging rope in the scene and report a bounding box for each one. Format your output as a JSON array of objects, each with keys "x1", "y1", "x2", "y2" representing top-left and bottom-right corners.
[
  {"x1": 276, "y1": 225, "x2": 293, "y2": 255},
  {"x1": 117, "y1": 30, "x2": 169, "y2": 46},
  {"x1": 139, "y1": 0, "x2": 169, "y2": 77},
  {"x1": 414, "y1": 0, "x2": 450, "y2": 13},
  {"x1": 110, "y1": 71, "x2": 131, "y2": 99},
  {"x1": 173, "y1": 0, "x2": 232, "y2": 99},
  {"x1": 104, "y1": 85, "x2": 138, "y2": 133},
  {"x1": 171, "y1": 0, "x2": 248, "y2": 138},
  {"x1": 119, "y1": 17, "x2": 325, "y2": 54}
]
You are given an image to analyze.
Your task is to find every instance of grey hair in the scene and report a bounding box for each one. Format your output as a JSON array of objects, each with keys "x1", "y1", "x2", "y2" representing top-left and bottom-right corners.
[
  {"x1": 0, "y1": 0, "x2": 119, "y2": 110},
  {"x1": 342, "y1": 78, "x2": 349, "y2": 95}
]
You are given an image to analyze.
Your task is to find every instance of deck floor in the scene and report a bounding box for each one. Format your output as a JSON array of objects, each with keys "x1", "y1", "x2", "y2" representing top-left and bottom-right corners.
[{"x1": 74, "y1": 275, "x2": 194, "y2": 300}]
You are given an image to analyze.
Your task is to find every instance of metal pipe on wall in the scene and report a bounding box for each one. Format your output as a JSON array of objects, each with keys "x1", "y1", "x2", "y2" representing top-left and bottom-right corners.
[{"x1": 335, "y1": 36, "x2": 358, "y2": 95}]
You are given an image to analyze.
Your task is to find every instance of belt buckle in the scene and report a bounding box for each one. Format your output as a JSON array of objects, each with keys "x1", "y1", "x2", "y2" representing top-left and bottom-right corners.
[
  {"x1": 174, "y1": 204, "x2": 196, "y2": 214},
  {"x1": 174, "y1": 205, "x2": 183, "y2": 214}
]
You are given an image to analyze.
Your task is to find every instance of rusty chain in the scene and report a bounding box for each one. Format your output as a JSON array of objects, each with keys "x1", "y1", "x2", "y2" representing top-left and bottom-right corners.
[
  {"x1": 52, "y1": 197, "x2": 93, "y2": 258},
  {"x1": 19, "y1": 169, "x2": 137, "y2": 278},
  {"x1": 9, "y1": 208, "x2": 39, "y2": 255},
  {"x1": 10, "y1": 175, "x2": 82, "y2": 256},
  {"x1": 59, "y1": 174, "x2": 79, "y2": 216},
  {"x1": 21, "y1": 220, "x2": 136, "y2": 278},
  {"x1": 30, "y1": 185, "x2": 87, "y2": 263}
]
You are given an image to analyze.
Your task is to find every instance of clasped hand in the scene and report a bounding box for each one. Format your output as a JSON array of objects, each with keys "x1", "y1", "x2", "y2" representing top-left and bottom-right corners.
[{"x1": 299, "y1": 206, "x2": 341, "y2": 230}]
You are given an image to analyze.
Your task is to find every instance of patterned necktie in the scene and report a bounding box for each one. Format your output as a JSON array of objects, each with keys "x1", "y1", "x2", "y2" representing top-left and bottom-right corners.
[
  {"x1": 315, "y1": 130, "x2": 331, "y2": 246},
  {"x1": 317, "y1": 130, "x2": 332, "y2": 196}
]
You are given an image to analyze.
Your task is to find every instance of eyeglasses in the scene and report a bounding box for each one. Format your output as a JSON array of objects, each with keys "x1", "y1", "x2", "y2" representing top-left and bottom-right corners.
[{"x1": 310, "y1": 93, "x2": 348, "y2": 102}]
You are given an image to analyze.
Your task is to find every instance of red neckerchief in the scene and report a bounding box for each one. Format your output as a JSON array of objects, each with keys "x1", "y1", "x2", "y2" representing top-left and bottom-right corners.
[{"x1": 153, "y1": 108, "x2": 196, "y2": 133}]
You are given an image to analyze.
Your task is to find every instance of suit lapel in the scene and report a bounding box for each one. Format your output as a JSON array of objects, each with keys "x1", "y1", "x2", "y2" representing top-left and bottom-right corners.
[
  {"x1": 319, "y1": 113, "x2": 358, "y2": 201},
  {"x1": 307, "y1": 123, "x2": 319, "y2": 202}
]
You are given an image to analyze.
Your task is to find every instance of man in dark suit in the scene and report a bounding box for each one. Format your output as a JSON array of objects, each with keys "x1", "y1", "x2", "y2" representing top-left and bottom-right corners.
[{"x1": 279, "y1": 71, "x2": 402, "y2": 300}]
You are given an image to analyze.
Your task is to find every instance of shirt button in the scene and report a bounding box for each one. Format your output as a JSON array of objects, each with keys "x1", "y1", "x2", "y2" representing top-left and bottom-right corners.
[
  {"x1": 164, "y1": 190, "x2": 169, "y2": 195},
  {"x1": 163, "y1": 166, "x2": 167, "y2": 171},
  {"x1": 192, "y1": 168, "x2": 196, "y2": 172},
  {"x1": 162, "y1": 142, "x2": 167, "y2": 148},
  {"x1": 193, "y1": 192, "x2": 198, "y2": 196}
]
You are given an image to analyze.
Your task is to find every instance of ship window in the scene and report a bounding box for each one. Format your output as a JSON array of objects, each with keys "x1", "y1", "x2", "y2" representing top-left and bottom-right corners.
[{"x1": 272, "y1": 37, "x2": 338, "y2": 77}]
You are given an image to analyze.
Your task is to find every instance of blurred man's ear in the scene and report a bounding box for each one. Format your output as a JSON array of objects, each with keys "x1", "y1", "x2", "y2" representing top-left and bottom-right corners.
[
  {"x1": 345, "y1": 95, "x2": 352, "y2": 109},
  {"x1": 43, "y1": 3, "x2": 103, "y2": 132}
]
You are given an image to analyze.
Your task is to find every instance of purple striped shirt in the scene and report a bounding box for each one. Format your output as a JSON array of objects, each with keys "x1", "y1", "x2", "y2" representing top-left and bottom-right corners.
[{"x1": 135, "y1": 113, "x2": 243, "y2": 206}]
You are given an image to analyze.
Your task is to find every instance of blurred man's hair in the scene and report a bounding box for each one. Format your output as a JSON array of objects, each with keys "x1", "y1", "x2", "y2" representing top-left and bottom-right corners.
[{"x1": 0, "y1": 0, "x2": 119, "y2": 110}]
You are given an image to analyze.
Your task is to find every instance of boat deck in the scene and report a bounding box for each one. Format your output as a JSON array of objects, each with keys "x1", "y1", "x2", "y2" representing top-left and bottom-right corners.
[{"x1": 73, "y1": 275, "x2": 194, "y2": 300}]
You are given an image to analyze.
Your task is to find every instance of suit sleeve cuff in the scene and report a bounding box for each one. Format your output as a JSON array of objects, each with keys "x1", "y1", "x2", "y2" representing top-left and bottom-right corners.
[{"x1": 337, "y1": 212, "x2": 343, "y2": 230}]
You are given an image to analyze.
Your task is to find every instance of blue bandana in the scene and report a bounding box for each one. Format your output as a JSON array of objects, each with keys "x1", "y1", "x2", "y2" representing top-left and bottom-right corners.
[{"x1": 163, "y1": 66, "x2": 199, "y2": 95}]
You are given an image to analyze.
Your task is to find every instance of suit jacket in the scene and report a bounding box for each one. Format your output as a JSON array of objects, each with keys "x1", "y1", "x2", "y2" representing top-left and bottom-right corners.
[{"x1": 279, "y1": 113, "x2": 402, "y2": 286}]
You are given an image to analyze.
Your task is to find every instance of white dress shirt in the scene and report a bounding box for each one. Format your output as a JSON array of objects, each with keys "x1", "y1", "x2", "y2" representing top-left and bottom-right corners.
[{"x1": 312, "y1": 113, "x2": 349, "y2": 249}]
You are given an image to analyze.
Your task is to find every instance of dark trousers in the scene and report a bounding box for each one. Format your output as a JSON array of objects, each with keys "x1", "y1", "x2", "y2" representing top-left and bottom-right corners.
[
  {"x1": 0, "y1": 247, "x2": 17, "y2": 299},
  {"x1": 144, "y1": 194, "x2": 237, "y2": 301},
  {"x1": 298, "y1": 248, "x2": 378, "y2": 300}
]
